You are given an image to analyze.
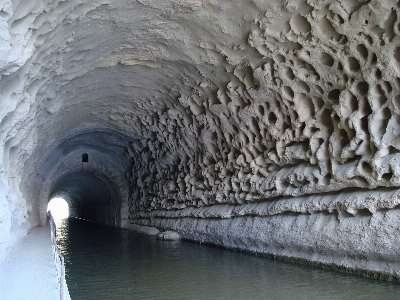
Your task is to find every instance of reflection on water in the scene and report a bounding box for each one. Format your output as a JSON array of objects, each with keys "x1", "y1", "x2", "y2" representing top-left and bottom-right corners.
[{"x1": 57, "y1": 218, "x2": 400, "y2": 300}]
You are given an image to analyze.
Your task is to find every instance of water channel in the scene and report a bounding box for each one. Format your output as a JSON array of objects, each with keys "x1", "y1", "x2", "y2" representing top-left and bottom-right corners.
[{"x1": 56, "y1": 218, "x2": 400, "y2": 300}]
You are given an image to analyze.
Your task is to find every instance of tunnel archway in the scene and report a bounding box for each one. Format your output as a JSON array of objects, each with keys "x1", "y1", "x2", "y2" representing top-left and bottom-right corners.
[
  {"x1": 47, "y1": 197, "x2": 69, "y2": 222},
  {"x1": 47, "y1": 170, "x2": 121, "y2": 226},
  {"x1": 36, "y1": 125, "x2": 134, "y2": 227},
  {"x1": 1, "y1": 0, "x2": 400, "y2": 279}
]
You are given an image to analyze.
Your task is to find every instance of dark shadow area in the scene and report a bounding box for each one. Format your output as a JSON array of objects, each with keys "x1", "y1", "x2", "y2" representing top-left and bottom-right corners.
[{"x1": 49, "y1": 171, "x2": 120, "y2": 226}]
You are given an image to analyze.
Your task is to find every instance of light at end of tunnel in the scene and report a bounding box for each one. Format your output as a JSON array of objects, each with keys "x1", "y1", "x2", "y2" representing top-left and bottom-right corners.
[{"x1": 47, "y1": 197, "x2": 69, "y2": 223}]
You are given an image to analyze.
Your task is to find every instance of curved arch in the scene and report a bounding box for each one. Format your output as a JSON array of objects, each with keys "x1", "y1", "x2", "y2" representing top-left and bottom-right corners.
[
  {"x1": 39, "y1": 164, "x2": 129, "y2": 226},
  {"x1": 44, "y1": 170, "x2": 121, "y2": 226},
  {"x1": 37, "y1": 125, "x2": 133, "y2": 226}
]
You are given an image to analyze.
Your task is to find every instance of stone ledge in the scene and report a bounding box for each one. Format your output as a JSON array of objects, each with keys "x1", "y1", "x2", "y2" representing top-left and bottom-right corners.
[{"x1": 130, "y1": 209, "x2": 400, "y2": 280}]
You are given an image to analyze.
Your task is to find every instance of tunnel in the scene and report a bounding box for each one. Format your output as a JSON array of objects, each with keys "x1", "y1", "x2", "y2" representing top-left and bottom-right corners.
[
  {"x1": 1, "y1": 0, "x2": 400, "y2": 285},
  {"x1": 36, "y1": 125, "x2": 132, "y2": 228},
  {"x1": 48, "y1": 170, "x2": 120, "y2": 225}
]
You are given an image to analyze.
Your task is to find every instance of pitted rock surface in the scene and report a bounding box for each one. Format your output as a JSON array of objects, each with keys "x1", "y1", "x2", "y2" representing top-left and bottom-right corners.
[{"x1": 1, "y1": 0, "x2": 400, "y2": 275}]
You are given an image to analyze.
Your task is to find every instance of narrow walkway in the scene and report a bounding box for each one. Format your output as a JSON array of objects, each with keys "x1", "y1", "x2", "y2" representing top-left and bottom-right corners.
[{"x1": 0, "y1": 225, "x2": 70, "y2": 300}]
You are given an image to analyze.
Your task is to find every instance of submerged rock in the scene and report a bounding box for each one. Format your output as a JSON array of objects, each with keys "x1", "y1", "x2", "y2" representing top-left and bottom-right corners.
[
  {"x1": 157, "y1": 231, "x2": 181, "y2": 241},
  {"x1": 124, "y1": 224, "x2": 160, "y2": 236}
]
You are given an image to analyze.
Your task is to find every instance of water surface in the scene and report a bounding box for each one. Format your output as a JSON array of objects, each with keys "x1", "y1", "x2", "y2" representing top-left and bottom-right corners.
[{"x1": 57, "y1": 218, "x2": 400, "y2": 300}]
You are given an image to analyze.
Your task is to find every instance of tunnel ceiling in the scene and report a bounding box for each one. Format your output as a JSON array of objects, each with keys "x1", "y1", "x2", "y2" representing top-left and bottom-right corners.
[{"x1": 1, "y1": 0, "x2": 400, "y2": 229}]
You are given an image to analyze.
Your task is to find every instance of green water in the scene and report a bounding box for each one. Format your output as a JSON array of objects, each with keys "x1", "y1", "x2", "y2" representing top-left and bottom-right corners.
[{"x1": 57, "y1": 218, "x2": 400, "y2": 300}]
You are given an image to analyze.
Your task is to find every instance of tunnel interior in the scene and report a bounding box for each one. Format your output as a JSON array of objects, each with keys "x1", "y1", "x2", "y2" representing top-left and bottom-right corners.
[
  {"x1": 35, "y1": 125, "x2": 134, "y2": 229},
  {"x1": 48, "y1": 171, "x2": 120, "y2": 226},
  {"x1": 1, "y1": 0, "x2": 400, "y2": 277}
]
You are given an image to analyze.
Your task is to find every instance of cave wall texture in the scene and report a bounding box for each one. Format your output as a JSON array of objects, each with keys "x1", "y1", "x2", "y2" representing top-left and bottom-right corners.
[{"x1": 1, "y1": 0, "x2": 400, "y2": 276}]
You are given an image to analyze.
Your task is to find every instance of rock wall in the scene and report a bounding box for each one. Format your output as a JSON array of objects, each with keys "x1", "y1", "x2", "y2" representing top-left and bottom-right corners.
[
  {"x1": 0, "y1": 0, "x2": 400, "y2": 276},
  {"x1": 125, "y1": 0, "x2": 400, "y2": 276},
  {"x1": 128, "y1": 0, "x2": 400, "y2": 211}
]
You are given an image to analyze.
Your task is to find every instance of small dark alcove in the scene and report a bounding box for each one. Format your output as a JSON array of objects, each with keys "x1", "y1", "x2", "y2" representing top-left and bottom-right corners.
[{"x1": 82, "y1": 153, "x2": 89, "y2": 163}]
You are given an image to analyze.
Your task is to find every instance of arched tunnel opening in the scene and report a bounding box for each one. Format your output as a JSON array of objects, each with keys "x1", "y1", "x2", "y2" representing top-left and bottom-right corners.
[
  {"x1": 48, "y1": 171, "x2": 121, "y2": 226},
  {"x1": 36, "y1": 125, "x2": 133, "y2": 229},
  {"x1": 47, "y1": 197, "x2": 69, "y2": 222},
  {"x1": 1, "y1": 0, "x2": 400, "y2": 298}
]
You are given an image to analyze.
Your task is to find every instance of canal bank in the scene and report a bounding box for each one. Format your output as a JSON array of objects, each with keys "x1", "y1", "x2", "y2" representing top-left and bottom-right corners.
[{"x1": 0, "y1": 225, "x2": 71, "y2": 300}]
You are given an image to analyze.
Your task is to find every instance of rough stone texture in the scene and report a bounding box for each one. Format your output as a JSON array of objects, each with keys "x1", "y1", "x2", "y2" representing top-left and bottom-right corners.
[
  {"x1": 124, "y1": 224, "x2": 160, "y2": 236},
  {"x1": 1, "y1": 0, "x2": 400, "y2": 276},
  {"x1": 157, "y1": 230, "x2": 181, "y2": 241}
]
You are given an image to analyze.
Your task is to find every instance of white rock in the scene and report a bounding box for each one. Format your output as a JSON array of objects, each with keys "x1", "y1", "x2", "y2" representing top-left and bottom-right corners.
[{"x1": 0, "y1": 0, "x2": 400, "y2": 277}]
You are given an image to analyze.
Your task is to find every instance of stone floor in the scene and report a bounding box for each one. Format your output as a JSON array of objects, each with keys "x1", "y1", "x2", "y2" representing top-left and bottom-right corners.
[{"x1": 0, "y1": 225, "x2": 71, "y2": 300}]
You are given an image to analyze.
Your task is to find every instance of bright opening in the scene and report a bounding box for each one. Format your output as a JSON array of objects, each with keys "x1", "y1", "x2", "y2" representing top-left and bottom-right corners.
[{"x1": 47, "y1": 197, "x2": 69, "y2": 223}]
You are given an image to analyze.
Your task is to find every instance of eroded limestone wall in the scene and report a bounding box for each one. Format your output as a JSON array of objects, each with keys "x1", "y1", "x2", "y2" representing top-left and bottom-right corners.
[
  {"x1": 1, "y1": 0, "x2": 400, "y2": 276},
  {"x1": 126, "y1": 0, "x2": 400, "y2": 276},
  {"x1": 128, "y1": 1, "x2": 400, "y2": 212}
]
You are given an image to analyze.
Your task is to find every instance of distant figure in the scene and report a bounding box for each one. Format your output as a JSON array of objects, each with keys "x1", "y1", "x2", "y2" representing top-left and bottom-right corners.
[{"x1": 48, "y1": 210, "x2": 53, "y2": 222}]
